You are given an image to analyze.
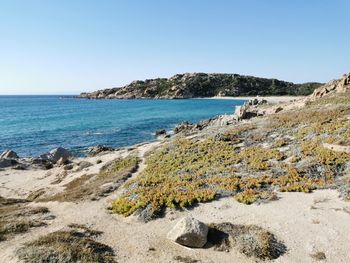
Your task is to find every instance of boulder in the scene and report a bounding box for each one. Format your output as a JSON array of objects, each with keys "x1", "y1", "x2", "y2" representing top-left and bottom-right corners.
[
  {"x1": 167, "y1": 216, "x2": 208, "y2": 248},
  {"x1": 63, "y1": 163, "x2": 74, "y2": 171},
  {"x1": 0, "y1": 158, "x2": 18, "y2": 168},
  {"x1": 87, "y1": 145, "x2": 114, "y2": 157},
  {"x1": 173, "y1": 121, "x2": 194, "y2": 134},
  {"x1": 234, "y1": 104, "x2": 258, "y2": 121},
  {"x1": 311, "y1": 73, "x2": 350, "y2": 98},
  {"x1": 40, "y1": 147, "x2": 72, "y2": 164},
  {"x1": 57, "y1": 157, "x2": 69, "y2": 166},
  {"x1": 78, "y1": 161, "x2": 93, "y2": 169},
  {"x1": 0, "y1": 150, "x2": 19, "y2": 159},
  {"x1": 155, "y1": 129, "x2": 166, "y2": 137}
]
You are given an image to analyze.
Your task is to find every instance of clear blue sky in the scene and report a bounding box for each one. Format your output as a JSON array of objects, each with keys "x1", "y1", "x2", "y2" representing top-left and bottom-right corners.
[{"x1": 0, "y1": 0, "x2": 349, "y2": 95}]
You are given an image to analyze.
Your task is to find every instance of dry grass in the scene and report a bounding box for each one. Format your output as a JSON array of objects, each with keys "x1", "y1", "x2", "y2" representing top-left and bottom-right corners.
[
  {"x1": 310, "y1": 251, "x2": 327, "y2": 261},
  {"x1": 16, "y1": 224, "x2": 116, "y2": 263},
  {"x1": 207, "y1": 223, "x2": 287, "y2": 260},
  {"x1": 42, "y1": 156, "x2": 139, "y2": 202},
  {"x1": 173, "y1": 255, "x2": 200, "y2": 263},
  {"x1": 0, "y1": 196, "x2": 49, "y2": 241}
]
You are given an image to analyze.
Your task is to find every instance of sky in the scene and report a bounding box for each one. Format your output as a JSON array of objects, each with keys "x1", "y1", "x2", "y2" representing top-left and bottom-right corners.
[{"x1": 0, "y1": 0, "x2": 349, "y2": 95}]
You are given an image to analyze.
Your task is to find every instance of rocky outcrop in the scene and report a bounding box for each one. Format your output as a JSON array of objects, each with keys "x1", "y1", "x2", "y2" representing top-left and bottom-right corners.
[
  {"x1": 40, "y1": 147, "x2": 72, "y2": 164},
  {"x1": 87, "y1": 145, "x2": 114, "y2": 157},
  {"x1": 167, "y1": 216, "x2": 208, "y2": 248},
  {"x1": 79, "y1": 73, "x2": 322, "y2": 100},
  {"x1": 311, "y1": 73, "x2": 350, "y2": 98},
  {"x1": 234, "y1": 98, "x2": 268, "y2": 121},
  {"x1": 155, "y1": 129, "x2": 166, "y2": 137},
  {"x1": 0, "y1": 150, "x2": 19, "y2": 159},
  {"x1": 0, "y1": 158, "x2": 18, "y2": 168}
]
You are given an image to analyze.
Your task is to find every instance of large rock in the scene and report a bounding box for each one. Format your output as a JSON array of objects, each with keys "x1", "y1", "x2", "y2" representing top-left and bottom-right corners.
[
  {"x1": 0, "y1": 158, "x2": 18, "y2": 168},
  {"x1": 155, "y1": 129, "x2": 166, "y2": 137},
  {"x1": 40, "y1": 147, "x2": 72, "y2": 164},
  {"x1": 0, "y1": 150, "x2": 19, "y2": 159},
  {"x1": 311, "y1": 73, "x2": 350, "y2": 98},
  {"x1": 87, "y1": 145, "x2": 114, "y2": 157},
  {"x1": 173, "y1": 121, "x2": 194, "y2": 134},
  {"x1": 167, "y1": 216, "x2": 208, "y2": 248}
]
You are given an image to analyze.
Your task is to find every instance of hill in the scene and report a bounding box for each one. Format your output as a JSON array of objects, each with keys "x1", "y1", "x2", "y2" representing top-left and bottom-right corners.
[{"x1": 79, "y1": 73, "x2": 322, "y2": 99}]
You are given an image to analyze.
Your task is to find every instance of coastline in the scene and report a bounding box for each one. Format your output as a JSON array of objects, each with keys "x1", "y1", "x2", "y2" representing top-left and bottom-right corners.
[
  {"x1": 205, "y1": 95, "x2": 306, "y2": 104},
  {"x1": 1, "y1": 77, "x2": 350, "y2": 262}
]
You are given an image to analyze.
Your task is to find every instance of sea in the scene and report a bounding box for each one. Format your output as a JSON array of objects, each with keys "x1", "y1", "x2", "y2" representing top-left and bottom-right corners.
[{"x1": 0, "y1": 96, "x2": 246, "y2": 157}]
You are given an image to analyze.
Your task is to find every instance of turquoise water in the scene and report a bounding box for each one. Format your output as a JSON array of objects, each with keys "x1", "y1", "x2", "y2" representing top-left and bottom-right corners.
[{"x1": 0, "y1": 96, "x2": 246, "y2": 157}]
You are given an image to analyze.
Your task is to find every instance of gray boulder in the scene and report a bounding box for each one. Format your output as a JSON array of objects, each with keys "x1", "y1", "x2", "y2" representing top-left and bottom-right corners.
[
  {"x1": 155, "y1": 129, "x2": 166, "y2": 137},
  {"x1": 0, "y1": 150, "x2": 19, "y2": 159},
  {"x1": 0, "y1": 158, "x2": 18, "y2": 168},
  {"x1": 167, "y1": 216, "x2": 208, "y2": 248},
  {"x1": 40, "y1": 147, "x2": 72, "y2": 164}
]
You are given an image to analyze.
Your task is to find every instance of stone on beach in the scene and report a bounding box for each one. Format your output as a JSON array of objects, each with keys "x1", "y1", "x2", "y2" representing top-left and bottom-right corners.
[
  {"x1": 155, "y1": 129, "x2": 166, "y2": 136},
  {"x1": 87, "y1": 145, "x2": 114, "y2": 156},
  {"x1": 0, "y1": 158, "x2": 18, "y2": 168},
  {"x1": 167, "y1": 216, "x2": 208, "y2": 248},
  {"x1": 0, "y1": 150, "x2": 19, "y2": 159},
  {"x1": 40, "y1": 147, "x2": 72, "y2": 164}
]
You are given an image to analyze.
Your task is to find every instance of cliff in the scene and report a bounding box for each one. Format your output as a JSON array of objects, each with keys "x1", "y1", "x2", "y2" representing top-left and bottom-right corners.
[{"x1": 78, "y1": 73, "x2": 322, "y2": 99}]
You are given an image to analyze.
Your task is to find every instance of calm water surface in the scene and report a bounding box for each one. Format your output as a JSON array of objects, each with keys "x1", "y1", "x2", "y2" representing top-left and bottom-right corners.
[{"x1": 0, "y1": 96, "x2": 246, "y2": 156}]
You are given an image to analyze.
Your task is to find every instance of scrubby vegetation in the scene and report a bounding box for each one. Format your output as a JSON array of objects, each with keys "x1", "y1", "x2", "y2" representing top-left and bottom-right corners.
[
  {"x1": 43, "y1": 156, "x2": 139, "y2": 202},
  {"x1": 16, "y1": 224, "x2": 116, "y2": 263},
  {"x1": 111, "y1": 91, "x2": 350, "y2": 219},
  {"x1": 0, "y1": 196, "x2": 50, "y2": 241},
  {"x1": 207, "y1": 223, "x2": 287, "y2": 260}
]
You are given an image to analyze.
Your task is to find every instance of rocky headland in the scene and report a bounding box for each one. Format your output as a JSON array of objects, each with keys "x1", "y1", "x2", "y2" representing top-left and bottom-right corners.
[
  {"x1": 1, "y1": 73, "x2": 350, "y2": 263},
  {"x1": 78, "y1": 73, "x2": 322, "y2": 99}
]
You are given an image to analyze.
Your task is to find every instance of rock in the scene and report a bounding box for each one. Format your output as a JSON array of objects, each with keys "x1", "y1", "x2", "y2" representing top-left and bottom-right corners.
[
  {"x1": 322, "y1": 143, "x2": 350, "y2": 154},
  {"x1": 234, "y1": 103, "x2": 258, "y2": 121},
  {"x1": 311, "y1": 73, "x2": 350, "y2": 98},
  {"x1": 0, "y1": 150, "x2": 19, "y2": 159},
  {"x1": 274, "y1": 106, "x2": 283, "y2": 113},
  {"x1": 247, "y1": 98, "x2": 268, "y2": 106},
  {"x1": 40, "y1": 147, "x2": 72, "y2": 164},
  {"x1": 205, "y1": 115, "x2": 236, "y2": 127},
  {"x1": 173, "y1": 121, "x2": 194, "y2": 134},
  {"x1": 167, "y1": 216, "x2": 208, "y2": 248},
  {"x1": 12, "y1": 164, "x2": 27, "y2": 170},
  {"x1": 0, "y1": 158, "x2": 18, "y2": 168},
  {"x1": 63, "y1": 164, "x2": 74, "y2": 171},
  {"x1": 135, "y1": 204, "x2": 156, "y2": 223},
  {"x1": 78, "y1": 161, "x2": 93, "y2": 169},
  {"x1": 87, "y1": 145, "x2": 114, "y2": 157},
  {"x1": 56, "y1": 157, "x2": 69, "y2": 166},
  {"x1": 155, "y1": 129, "x2": 166, "y2": 136}
]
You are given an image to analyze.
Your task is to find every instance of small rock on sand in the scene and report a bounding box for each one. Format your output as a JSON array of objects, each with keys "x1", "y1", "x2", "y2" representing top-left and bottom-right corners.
[{"x1": 167, "y1": 216, "x2": 208, "y2": 248}]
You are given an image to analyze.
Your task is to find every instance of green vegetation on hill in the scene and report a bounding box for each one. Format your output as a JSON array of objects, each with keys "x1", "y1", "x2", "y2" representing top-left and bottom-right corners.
[
  {"x1": 79, "y1": 73, "x2": 322, "y2": 99},
  {"x1": 112, "y1": 91, "x2": 350, "y2": 218}
]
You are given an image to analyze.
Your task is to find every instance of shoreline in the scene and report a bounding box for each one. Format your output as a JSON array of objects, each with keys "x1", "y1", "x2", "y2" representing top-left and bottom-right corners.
[
  {"x1": 204, "y1": 95, "x2": 306, "y2": 104},
  {"x1": 2, "y1": 81, "x2": 350, "y2": 262},
  {"x1": 0, "y1": 95, "x2": 302, "y2": 159}
]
